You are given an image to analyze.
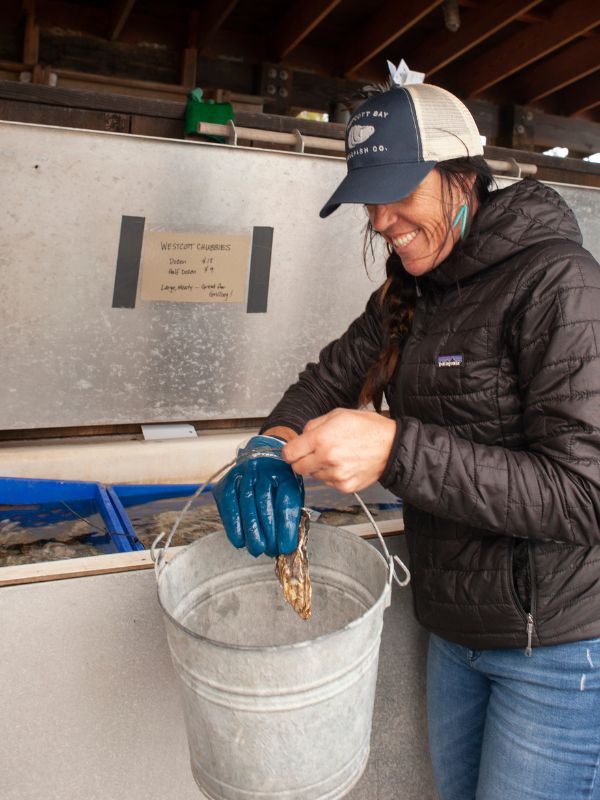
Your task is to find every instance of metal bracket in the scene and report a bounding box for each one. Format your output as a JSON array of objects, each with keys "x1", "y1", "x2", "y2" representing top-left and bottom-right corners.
[
  {"x1": 505, "y1": 157, "x2": 522, "y2": 178},
  {"x1": 226, "y1": 119, "x2": 238, "y2": 146},
  {"x1": 291, "y1": 128, "x2": 304, "y2": 153}
]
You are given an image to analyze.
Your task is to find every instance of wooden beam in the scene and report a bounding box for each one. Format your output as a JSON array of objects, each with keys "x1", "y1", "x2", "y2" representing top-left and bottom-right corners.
[
  {"x1": 54, "y1": 66, "x2": 188, "y2": 96},
  {"x1": 407, "y1": 0, "x2": 544, "y2": 76},
  {"x1": 344, "y1": 0, "x2": 443, "y2": 78},
  {"x1": 0, "y1": 60, "x2": 26, "y2": 74},
  {"x1": 559, "y1": 72, "x2": 600, "y2": 116},
  {"x1": 512, "y1": 104, "x2": 600, "y2": 153},
  {"x1": 181, "y1": 47, "x2": 198, "y2": 88},
  {"x1": 518, "y1": 37, "x2": 600, "y2": 103},
  {"x1": 0, "y1": 75, "x2": 184, "y2": 121},
  {"x1": 194, "y1": 0, "x2": 239, "y2": 54},
  {"x1": 275, "y1": 0, "x2": 343, "y2": 59},
  {"x1": 484, "y1": 144, "x2": 600, "y2": 186},
  {"x1": 109, "y1": 0, "x2": 137, "y2": 41},
  {"x1": 22, "y1": 0, "x2": 40, "y2": 66},
  {"x1": 454, "y1": 0, "x2": 600, "y2": 97}
]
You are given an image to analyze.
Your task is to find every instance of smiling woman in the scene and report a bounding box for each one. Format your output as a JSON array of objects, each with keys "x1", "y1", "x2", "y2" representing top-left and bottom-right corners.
[
  {"x1": 366, "y1": 170, "x2": 470, "y2": 276},
  {"x1": 213, "y1": 81, "x2": 600, "y2": 800}
]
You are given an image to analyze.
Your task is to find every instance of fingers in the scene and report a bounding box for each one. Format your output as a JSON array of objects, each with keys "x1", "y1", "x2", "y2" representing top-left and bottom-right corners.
[
  {"x1": 238, "y1": 461, "x2": 267, "y2": 557},
  {"x1": 282, "y1": 409, "x2": 342, "y2": 467},
  {"x1": 214, "y1": 457, "x2": 306, "y2": 558},
  {"x1": 255, "y1": 472, "x2": 277, "y2": 557},
  {"x1": 274, "y1": 474, "x2": 303, "y2": 554},
  {"x1": 302, "y1": 412, "x2": 333, "y2": 432},
  {"x1": 213, "y1": 470, "x2": 245, "y2": 548}
]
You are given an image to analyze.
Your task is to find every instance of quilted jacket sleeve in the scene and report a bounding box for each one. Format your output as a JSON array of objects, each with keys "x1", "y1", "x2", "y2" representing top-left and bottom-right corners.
[
  {"x1": 261, "y1": 291, "x2": 384, "y2": 435},
  {"x1": 380, "y1": 247, "x2": 600, "y2": 546}
]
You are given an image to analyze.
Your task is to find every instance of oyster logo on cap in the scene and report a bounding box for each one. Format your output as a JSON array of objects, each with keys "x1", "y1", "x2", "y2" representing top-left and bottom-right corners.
[{"x1": 347, "y1": 124, "x2": 375, "y2": 149}]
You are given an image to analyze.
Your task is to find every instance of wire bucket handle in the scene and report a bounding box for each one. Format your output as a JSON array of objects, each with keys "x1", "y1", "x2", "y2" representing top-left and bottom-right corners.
[
  {"x1": 150, "y1": 447, "x2": 411, "y2": 593},
  {"x1": 151, "y1": 460, "x2": 235, "y2": 577}
]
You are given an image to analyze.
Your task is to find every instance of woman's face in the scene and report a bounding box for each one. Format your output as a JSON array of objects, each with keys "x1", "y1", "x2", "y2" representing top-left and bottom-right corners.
[{"x1": 366, "y1": 169, "x2": 468, "y2": 277}]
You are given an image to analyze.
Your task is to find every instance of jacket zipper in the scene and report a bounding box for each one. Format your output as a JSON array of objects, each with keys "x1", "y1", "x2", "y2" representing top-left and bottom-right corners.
[
  {"x1": 510, "y1": 541, "x2": 537, "y2": 656},
  {"x1": 525, "y1": 612, "x2": 534, "y2": 657},
  {"x1": 525, "y1": 543, "x2": 537, "y2": 657}
]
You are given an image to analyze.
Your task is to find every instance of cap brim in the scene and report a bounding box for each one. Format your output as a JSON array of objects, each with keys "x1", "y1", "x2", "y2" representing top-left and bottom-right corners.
[{"x1": 319, "y1": 160, "x2": 437, "y2": 218}]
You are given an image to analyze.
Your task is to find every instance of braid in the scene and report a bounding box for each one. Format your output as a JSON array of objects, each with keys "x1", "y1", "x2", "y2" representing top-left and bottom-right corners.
[{"x1": 359, "y1": 249, "x2": 416, "y2": 412}]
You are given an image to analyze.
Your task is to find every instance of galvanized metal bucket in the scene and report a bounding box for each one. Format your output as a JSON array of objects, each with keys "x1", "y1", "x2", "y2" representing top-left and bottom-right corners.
[{"x1": 155, "y1": 523, "x2": 394, "y2": 800}]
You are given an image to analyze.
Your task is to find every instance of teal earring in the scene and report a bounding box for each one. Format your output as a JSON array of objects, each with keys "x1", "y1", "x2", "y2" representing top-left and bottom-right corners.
[{"x1": 453, "y1": 203, "x2": 468, "y2": 239}]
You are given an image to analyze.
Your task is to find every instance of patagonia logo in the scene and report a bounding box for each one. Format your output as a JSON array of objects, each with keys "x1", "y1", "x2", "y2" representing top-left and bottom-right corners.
[
  {"x1": 347, "y1": 124, "x2": 375, "y2": 148},
  {"x1": 437, "y1": 354, "x2": 463, "y2": 368}
]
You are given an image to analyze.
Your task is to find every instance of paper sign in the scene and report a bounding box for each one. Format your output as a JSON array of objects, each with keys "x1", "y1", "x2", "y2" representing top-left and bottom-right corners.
[{"x1": 140, "y1": 232, "x2": 250, "y2": 303}]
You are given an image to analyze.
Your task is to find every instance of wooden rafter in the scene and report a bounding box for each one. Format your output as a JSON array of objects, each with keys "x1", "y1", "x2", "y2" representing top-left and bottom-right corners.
[
  {"x1": 193, "y1": 0, "x2": 239, "y2": 55},
  {"x1": 560, "y1": 72, "x2": 600, "y2": 116},
  {"x1": 344, "y1": 0, "x2": 442, "y2": 78},
  {"x1": 454, "y1": 0, "x2": 600, "y2": 97},
  {"x1": 275, "y1": 0, "x2": 343, "y2": 60},
  {"x1": 409, "y1": 0, "x2": 544, "y2": 76},
  {"x1": 110, "y1": 0, "x2": 137, "y2": 42},
  {"x1": 519, "y1": 36, "x2": 600, "y2": 103}
]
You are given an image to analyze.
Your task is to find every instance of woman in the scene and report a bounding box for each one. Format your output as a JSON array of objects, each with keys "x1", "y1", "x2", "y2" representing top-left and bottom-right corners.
[{"x1": 214, "y1": 83, "x2": 600, "y2": 799}]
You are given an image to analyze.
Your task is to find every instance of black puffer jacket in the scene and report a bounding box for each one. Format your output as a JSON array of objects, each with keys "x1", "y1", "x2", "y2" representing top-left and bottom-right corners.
[{"x1": 263, "y1": 179, "x2": 600, "y2": 650}]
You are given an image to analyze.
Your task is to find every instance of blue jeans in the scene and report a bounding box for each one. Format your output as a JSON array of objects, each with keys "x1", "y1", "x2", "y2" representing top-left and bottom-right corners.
[{"x1": 427, "y1": 633, "x2": 600, "y2": 800}]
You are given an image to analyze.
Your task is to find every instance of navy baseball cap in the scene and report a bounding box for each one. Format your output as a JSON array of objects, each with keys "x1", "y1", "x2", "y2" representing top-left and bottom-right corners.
[{"x1": 320, "y1": 83, "x2": 483, "y2": 218}]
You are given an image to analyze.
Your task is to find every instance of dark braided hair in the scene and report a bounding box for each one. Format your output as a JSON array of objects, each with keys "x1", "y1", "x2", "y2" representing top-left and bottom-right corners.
[{"x1": 359, "y1": 155, "x2": 495, "y2": 411}]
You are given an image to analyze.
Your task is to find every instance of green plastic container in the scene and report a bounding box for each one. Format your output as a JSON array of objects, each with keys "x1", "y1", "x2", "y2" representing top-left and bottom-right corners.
[{"x1": 184, "y1": 88, "x2": 234, "y2": 141}]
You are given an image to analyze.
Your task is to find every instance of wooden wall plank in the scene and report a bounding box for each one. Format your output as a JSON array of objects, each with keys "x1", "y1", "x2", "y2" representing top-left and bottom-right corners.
[
  {"x1": 512, "y1": 104, "x2": 600, "y2": 152},
  {"x1": 0, "y1": 97, "x2": 130, "y2": 131}
]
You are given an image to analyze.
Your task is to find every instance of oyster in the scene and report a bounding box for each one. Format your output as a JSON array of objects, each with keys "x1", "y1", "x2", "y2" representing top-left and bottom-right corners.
[{"x1": 275, "y1": 509, "x2": 311, "y2": 620}]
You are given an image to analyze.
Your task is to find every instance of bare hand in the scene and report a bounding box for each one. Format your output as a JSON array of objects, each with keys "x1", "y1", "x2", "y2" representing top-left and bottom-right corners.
[{"x1": 281, "y1": 408, "x2": 397, "y2": 493}]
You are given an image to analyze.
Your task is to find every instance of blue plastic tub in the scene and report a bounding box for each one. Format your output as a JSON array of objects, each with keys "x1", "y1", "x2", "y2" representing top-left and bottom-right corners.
[
  {"x1": 0, "y1": 477, "x2": 142, "y2": 559},
  {"x1": 108, "y1": 479, "x2": 403, "y2": 551},
  {"x1": 107, "y1": 483, "x2": 213, "y2": 551}
]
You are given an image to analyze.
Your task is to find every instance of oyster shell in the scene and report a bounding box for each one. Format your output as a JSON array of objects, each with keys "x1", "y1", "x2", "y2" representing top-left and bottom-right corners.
[{"x1": 275, "y1": 509, "x2": 311, "y2": 620}]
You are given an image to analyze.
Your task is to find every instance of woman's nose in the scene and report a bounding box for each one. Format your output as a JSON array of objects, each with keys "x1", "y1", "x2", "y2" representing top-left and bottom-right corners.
[{"x1": 368, "y1": 204, "x2": 395, "y2": 232}]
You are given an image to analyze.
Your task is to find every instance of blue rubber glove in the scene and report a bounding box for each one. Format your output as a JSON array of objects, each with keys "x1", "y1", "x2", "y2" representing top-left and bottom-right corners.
[{"x1": 213, "y1": 435, "x2": 304, "y2": 558}]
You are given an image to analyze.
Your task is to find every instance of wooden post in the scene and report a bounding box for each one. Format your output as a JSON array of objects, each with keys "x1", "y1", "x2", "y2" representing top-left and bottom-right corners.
[
  {"x1": 22, "y1": 0, "x2": 40, "y2": 68},
  {"x1": 181, "y1": 47, "x2": 198, "y2": 89}
]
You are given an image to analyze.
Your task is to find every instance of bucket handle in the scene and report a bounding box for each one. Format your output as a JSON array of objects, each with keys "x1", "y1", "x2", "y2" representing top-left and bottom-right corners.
[
  {"x1": 353, "y1": 492, "x2": 411, "y2": 592},
  {"x1": 151, "y1": 446, "x2": 285, "y2": 576},
  {"x1": 151, "y1": 459, "x2": 236, "y2": 577},
  {"x1": 150, "y1": 444, "x2": 411, "y2": 595}
]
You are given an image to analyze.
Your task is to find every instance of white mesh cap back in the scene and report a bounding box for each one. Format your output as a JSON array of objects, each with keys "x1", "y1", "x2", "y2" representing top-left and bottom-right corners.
[{"x1": 406, "y1": 83, "x2": 483, "y2": 162}]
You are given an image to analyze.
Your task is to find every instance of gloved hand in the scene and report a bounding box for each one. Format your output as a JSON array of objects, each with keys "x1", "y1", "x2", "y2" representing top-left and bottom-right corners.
[{"x1": 213, "y1": 435, "x2": 304, "y2": 558}]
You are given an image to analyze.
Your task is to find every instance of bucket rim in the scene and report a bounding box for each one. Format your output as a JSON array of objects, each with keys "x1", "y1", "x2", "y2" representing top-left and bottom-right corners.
[{"x1": 156, "y1": 525, "x2": 392, "y2": 652}]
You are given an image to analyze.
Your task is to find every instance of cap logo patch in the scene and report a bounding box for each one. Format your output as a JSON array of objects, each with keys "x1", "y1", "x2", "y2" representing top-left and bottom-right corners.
[{"x1": 348, "y1": 124, "x2": 375, "y2": 148}]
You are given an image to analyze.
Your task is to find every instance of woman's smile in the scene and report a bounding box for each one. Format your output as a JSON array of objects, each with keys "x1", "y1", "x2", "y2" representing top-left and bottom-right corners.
[{"x1": 391, "y1": 228, "x2": 419, "y2": 250}]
